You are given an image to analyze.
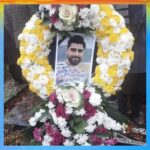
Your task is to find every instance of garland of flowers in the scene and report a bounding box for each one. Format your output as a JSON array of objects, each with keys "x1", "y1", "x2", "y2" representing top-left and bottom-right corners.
[
  {"x1": 18, "y1": 4, "x2": 134, "y2": 98},
  {"x1": 17, "y1": 4, "x2": 134, "y2": 145}
]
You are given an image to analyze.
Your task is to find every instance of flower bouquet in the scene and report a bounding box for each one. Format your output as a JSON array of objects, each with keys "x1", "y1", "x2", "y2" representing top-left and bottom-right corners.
[{"x1": 29, "y1": 83, "x2": 127, "y2": 145}]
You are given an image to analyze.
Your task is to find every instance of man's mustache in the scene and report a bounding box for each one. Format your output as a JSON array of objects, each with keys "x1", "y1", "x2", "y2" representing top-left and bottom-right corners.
[{"x1": 71, "y1": 57, "x2": 80, "y2": 60}]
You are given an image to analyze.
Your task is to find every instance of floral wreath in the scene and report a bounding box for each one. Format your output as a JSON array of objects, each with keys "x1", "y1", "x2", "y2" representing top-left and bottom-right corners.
[{"x1": 17, "y1": 4, "x2": 134, "y2": 145}]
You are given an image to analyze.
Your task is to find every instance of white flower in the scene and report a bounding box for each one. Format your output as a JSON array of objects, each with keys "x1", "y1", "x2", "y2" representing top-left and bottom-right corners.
[
  {"x1": 65, "y1": 106, "x2": 73, "y2": 114},
  {"x1": 86, "y1": 86, "x2": 95, "y2": 94},
  {"x1": 101, "y1": 73, "x2": 112, "y2": 84},
  {"x1": 87, "y1": 115, "x2": 97, "y2": 125},
  {"x1": 21, "y1": 58, "x2": 32, "y2": 69},
  {"x1": 63, "y1": 139, "x2": 74, "y2": 146},
  {"x1": 39, "y1": 88, "x2": 48, "y2": 99},
  {"x1": 38, "y1": 75, "x2": 49, "y2": 85},
  {"x1": 109, "y1": 18, "x2": 118, "y2": 27},
  {"x1": 27, "y1": 72, "x2": 35, "y2": 82},
  {"x1": 90, "y1": 5, "x2": 99, "y2": 15},
  {"x1": 25, "y1": 15, "x2": 38, "y2": 30},
  {"x1": 43, "y1": 30, "x2": 55, "y2": 41},
  {"x1": 104, "y1": 93, "x2": 111, "y2": 97},
  {"x1": 89, "y1": 93, "x2": 102, "y2": 106},
  {"x1": 57, "y1": 117, "x2": 67, "y2": 128},
  {"x1": 100, "y1": 63, "x2": 109, "y2": 73},
  {"x1": 49, "y1": 110, "x2": 58, "y2": 124},
  {"x1": 39, "y1": 109, "x2": 46, "y2": 113},
  {"x1": 117, "y1": 68, "x2": 124, "y2": 77},
  {"x1": 62, "y1": 88, "x2": 81, "y2": 108},
  {"x1": 113, "y1": 28, "x2": 121, "y2": 33},
  {"x1": 35, "y1": 112, "x2": 42, "y2": 119},
  {"x1": 85, "y1": 124, "x2": 96, "y2": 133},
  {"x1": 29, "y1": 117, "x2": 37, "y2": 126},
  {"x1": 76, "y1": 81, "x2": 85, "y2": 93},
  {"x1": 61, "y1": 128, "x2": 72, "y2": 137},
  {"x1": 79, "y1": 8, "x2": 89, "y2": 19},
  {"x1": 46, "y1": 101, "x2": 55, "y2": 109},
  {"x1": 25, "y1": 45, "x2": 36, "y2": 54},
  {"x1": 42, "y1": 141, "x2": 50, "y2": 146},
  {"x1": 96, "y1": 111, "x2": 105, "y2": 125},
  {"x1": 74, "y1": 134, "x2": 88, "y2": 145},
  {"x1": 32, "y1": 80, "x2": 42, "y2": 89},
  {"x1": 34, "y1": 65, "x2": 45, "y2": 74},
  {"x1": 99, "y1": 11, "x2": 106, "y2": 19},
  {"x1": 83, "y1": 142, "x2": 91, "y2": 146},
  {"x1": 103, "y1": 117, "x2": 117, "y2": 130},
  {"x1": 115, "y1": 122, "x2": 123, "y2": 131},
  {"x1": 59, "y1": 5, "x2": 77, "y2": 25},
  {"x1": 74, "y1": 108, "x2": 86, "y2": 116},
  {"x1": 57, "y1": 94, "x2": 64, "y2": 103},
  {"x1": 79, "y1": 19, "x2": 90, "y2": 28},
  {"x1": 42, "y1": 134, "x2": 53, "y2": 146},
  {"x1": 54, "y1": 20, "x2": 64, "y2": 30},
  {"x1": 101, "y1": 37, "x2": 109, "y2": 51}
]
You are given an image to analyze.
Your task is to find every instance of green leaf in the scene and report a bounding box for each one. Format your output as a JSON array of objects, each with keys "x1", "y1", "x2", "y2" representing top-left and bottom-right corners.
[
  {"x1": 69, "y1": 117, "x2": 87, "y2": 134},
  {"x1": 30, "y1": 139, "x2": 41, "y2": 145},
  {"x1": 97, "y1": 133, "x2": 110, "y2": 139},
  {"x1": 41, "y1": 20, "x2": 50, "y2": 26}
]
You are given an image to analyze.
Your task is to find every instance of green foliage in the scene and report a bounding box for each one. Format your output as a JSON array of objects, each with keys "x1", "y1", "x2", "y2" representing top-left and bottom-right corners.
[
  {"x1": 101, "y1": 99, "x2": 129, "y2": 124},
  {"x1": 69, "y1": 116, "x2": 87, "y2": 134}
]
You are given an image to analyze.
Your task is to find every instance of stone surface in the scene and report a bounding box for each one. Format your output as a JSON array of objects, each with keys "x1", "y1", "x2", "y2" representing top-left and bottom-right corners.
[
  {"x1": 5, "y1": 91, "x2": 45, "y2": 127},
  {"x1": 4, "y1": 78, "x2": 27, "y2": 103}
]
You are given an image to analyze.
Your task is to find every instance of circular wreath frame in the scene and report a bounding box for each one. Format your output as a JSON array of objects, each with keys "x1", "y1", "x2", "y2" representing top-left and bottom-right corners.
[{"x1": 17, "y1": 4, "x2": 134, "y2": 99}]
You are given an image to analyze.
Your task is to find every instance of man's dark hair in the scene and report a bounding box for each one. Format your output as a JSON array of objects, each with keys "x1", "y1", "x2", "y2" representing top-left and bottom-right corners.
[{"x1": 67, "y1": 35, "x2": 86, "y2": 49}]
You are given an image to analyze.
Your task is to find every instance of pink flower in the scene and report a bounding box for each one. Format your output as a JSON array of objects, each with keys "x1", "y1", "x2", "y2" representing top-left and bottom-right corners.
[
  {"x1": 45, "y1": 122, "x2": 55, "y2": 135},
  {"x1": 104, "y1": 138, "x2": 118, "y2": 145},
  {"x1": 83, "y1": 102, "x2": 96, "y2": 119},
  {"x1": 83, "y1": 90, "x2": 91, "y2": 101},
  {"x1": 33, "y1": 127, "x2": 43, "y2": 142},
  {"x1": 90, "y1": 135, "x2": 103, "y2": 145},
  {"x1": 56, "y1": 103, "x2": 69, "y2": 119},
  {"x1": 50, "y1": 131, "x2": 65, "y2": 145},
  {"x1": 94, "y1": 127, "x2": 107, "y2": 134},
  {"x1": 50, "y1": 15, "x2": 58, "y2": 24},
  {"x1": 49, "y1": 92, "x2": 57, "y2": 105}
]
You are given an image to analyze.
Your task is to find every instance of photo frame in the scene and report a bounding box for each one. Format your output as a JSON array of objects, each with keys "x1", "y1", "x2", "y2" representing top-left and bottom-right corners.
[{"x1": 55, "y1": 32, "x2": 96, "y2": 86}]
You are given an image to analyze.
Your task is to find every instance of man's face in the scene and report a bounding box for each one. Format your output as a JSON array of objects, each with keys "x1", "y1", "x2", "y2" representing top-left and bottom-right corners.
[{"x1": 67, "y1": 43, "x2": 84, "y2": 66}]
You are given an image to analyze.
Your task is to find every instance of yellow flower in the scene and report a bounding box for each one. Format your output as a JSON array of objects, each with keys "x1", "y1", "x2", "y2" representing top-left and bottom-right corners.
[
  {"x1": 104, "y1": 84, "x2": 116, "y2": 95},
  {"x1": 34, "y1": 74, "x2": 40, "y2": 80},
  {"x1": 100, "y1": 17, "x2": 110, "y2": 28},
  {"x1": 35, "y1": 19, "x2": 43, "y2": 25},
  {"x1": 22, "y1": 69, "x2": 29, "y2": 77},
  {"x1": 121, "y1": 50, "x2": 134, "y2": 61},
  {"x1": 111, "y1": 15, "x2": 121, "y2": 24},
  {"x1": 129, "y1": 50, "x2": 134, "y2": 61},
  {"x1": 46, "y1": 80, "x2": 54, "y2": 95},
  {"x1": 97, "y1": 45, "x2": 108, "y2": 58},
  {"x1": 107, "y1": 65, "x2": 118, "y2": 77},
  {"x1": 99, "y1": 5, "x2": 113, "y2": 16},
  {"x1": 109, "y1": 33, "x2": 120, "y2": 43},
  {"x1": 120, "y1": 27, "x2": 129, "y2": 34},
  {"x1": 29, "y1": 84, "x2": 38, "y2": 93},
  {"x1": 121, "y1": 51, "x2": 128, "y2": 59}
]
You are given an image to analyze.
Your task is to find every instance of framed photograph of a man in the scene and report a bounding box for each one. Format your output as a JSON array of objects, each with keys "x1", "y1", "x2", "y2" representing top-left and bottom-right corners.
[{"x1": 55, "y1": 32, "x2": 96, "y2": 86}]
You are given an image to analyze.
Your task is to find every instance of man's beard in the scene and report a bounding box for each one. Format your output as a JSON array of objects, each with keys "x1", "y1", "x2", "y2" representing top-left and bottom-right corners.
[{"x1": 68, "y1": 57, "x2": 81, "y2": 66}]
